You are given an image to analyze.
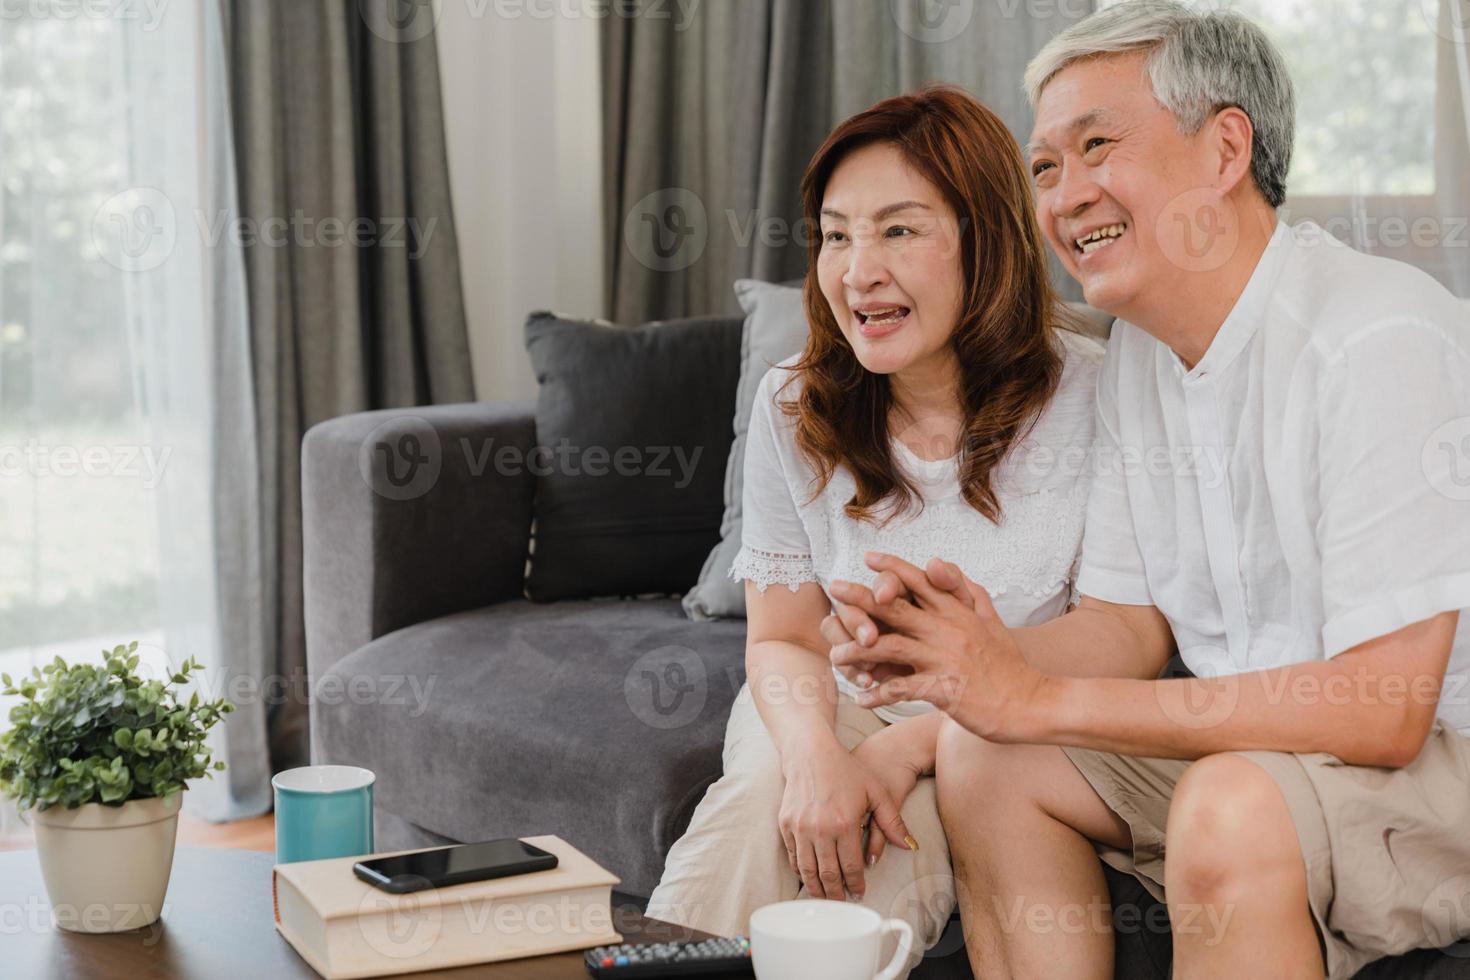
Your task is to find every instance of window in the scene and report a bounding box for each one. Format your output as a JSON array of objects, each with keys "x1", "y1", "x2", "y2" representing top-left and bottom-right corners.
[
  {"x1": 1093, "y1": 0, "x2": 1438, "y2": 196},
  {"x1": 0, "y1": 19, "x2": 168, "y2": 675},
  {"x1": 1092, "y1": 0, "x2": 1468, "y2": 294},
  {"x1": 1226, "y1": 0, "x2": 1437, "y2": 198},
  {"x1": 0, "y1": 8, "x2": 217, "y2": 702}
]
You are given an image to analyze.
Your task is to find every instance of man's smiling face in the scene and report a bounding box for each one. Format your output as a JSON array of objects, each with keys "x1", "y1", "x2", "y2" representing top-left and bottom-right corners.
[{"x1": 1028, "y1": 51, "x2": 1228, "y2": 316}]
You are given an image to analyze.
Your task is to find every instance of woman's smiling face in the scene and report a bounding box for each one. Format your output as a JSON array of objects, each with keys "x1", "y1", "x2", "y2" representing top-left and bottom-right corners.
[{"x1": 816, "y1": 141, "x2": 965, "y2": 378}]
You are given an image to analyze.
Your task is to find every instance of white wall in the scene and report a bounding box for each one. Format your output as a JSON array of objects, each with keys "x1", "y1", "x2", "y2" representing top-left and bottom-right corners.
[{"x1": 435, "y1": 2, "x2": 606, "y2": 403}]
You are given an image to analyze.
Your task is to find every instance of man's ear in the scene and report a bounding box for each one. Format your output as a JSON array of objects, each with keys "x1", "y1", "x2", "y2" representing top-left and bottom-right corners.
[{"x1": 1211, "y1": 106, "x2": 1256, "y2": 197}]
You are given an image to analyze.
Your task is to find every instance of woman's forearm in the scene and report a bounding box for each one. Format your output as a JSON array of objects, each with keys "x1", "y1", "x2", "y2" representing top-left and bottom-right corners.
[
  {"x1": 870, "y1": 710, "x2": 946, "y2": 774},
  {"x1": 1011, "y1": 601, "x2": 1174, "y2": 680},
  {"x1": 746, "y1": 639, "x2": 843, "y2": 769}
]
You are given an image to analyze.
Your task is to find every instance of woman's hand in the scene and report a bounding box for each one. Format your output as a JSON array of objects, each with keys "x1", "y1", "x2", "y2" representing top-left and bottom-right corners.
[
  {"x1": 822, "y1": 555, "x2": 981, "y2": 690},
  {"x1": 829, "y1": 553, "x2": 1046, "y2": 742},
  {"x1": 849, "y1": 716, "x2": 939, "y2": 866},
  {"x1": 778, "y1": 737, "x2": 916, "y2": 902},
  {"x1": 821, "y1": 565, "x2": 909, "y2": 689}
]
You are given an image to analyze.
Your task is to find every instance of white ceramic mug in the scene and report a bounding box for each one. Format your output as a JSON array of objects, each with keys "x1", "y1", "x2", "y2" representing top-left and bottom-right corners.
[{"x1": 749, "y1": 899, "x2": 914, "y2": 980}]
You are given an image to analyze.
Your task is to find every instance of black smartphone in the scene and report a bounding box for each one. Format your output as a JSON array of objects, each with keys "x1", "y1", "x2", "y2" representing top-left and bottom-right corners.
[{"x1": 353, "y1": 839, "x2": 559, "y2": 893}]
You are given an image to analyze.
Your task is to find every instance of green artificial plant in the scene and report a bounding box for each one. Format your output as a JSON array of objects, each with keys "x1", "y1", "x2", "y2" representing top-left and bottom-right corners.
[{"x1": 0, "y1": 641, "x2": 232, "y2": 810}]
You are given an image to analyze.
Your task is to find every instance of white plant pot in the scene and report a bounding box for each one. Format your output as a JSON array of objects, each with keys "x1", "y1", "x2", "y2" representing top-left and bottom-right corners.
[{"x1": 31, "y1": 792, "x2": 182, "y2": 933}]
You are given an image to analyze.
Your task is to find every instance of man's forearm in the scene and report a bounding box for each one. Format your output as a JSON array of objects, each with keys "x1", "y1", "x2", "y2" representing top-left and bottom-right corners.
[
  {"x1": 1019, "y1": 647, "x2": 1446, "y2": 767},
  {"x1": 838, "y1": 558, "x2": 1455, "y2": 769},
  {"x1": 746, "y1": 640, "x2": 842, "y2": 766}
]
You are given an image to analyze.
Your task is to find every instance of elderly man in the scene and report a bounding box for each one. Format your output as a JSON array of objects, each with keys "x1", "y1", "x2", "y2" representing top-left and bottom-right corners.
[{"x1": 824, "y1": 2, "x2": 1470, "y2": 978}]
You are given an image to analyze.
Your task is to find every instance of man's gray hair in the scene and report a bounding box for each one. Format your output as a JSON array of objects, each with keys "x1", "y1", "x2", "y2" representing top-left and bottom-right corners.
[{"x1": 1023, "y1": 0, "x2": 1295, "y2": 208}]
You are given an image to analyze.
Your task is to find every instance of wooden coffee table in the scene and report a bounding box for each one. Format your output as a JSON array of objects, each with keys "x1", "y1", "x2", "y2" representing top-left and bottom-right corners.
[{"x1": 2, "y1": 846, "x2": 722, "y2": 978}]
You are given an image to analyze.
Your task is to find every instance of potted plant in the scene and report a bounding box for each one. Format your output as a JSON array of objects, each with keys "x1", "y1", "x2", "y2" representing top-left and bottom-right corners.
[{"x1": 0, "y1": 641, "x2": 232, "y2": 932}]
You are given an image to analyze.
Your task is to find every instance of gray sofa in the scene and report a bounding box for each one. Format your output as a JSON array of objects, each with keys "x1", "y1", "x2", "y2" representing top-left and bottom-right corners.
[{"x1": 302, "y1": 392, "x2": 1470, "y2": 978}]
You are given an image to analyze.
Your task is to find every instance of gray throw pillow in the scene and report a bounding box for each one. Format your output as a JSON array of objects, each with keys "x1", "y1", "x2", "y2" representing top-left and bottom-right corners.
[
  {"x1": 682, "y1": 280, "x2": 809, "y2": 620},
  {"x1": 524, "y1": 310, "x2": 744, "y2": 602}
]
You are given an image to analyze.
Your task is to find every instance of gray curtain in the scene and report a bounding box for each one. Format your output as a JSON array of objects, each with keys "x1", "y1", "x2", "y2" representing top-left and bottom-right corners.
[
  {"x1": 220, "y1": 0, "x2": 475, "y2": 802},
  {"x1": 602, "y1": 0, "x2": 1092, "y2": 324}
]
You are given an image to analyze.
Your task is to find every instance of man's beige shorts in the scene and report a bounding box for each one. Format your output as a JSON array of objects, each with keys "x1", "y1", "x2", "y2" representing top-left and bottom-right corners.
[{"x1": 1062, "y1": 723, "x2": 1470, "y2": 979}]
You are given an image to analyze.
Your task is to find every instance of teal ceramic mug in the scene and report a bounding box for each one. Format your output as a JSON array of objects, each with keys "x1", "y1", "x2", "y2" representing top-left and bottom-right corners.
[{"x1": 272, "y1": 765, "x2": 375, "y2": 864}]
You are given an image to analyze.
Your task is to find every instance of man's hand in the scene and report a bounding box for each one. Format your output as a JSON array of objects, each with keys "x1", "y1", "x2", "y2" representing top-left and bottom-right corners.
[
  {"x1": 822, "y1": 554, "x2": 986, "y2": 689},
  {"x1": 828, "y1": 552, "x2": 1047, "y2": 741}
]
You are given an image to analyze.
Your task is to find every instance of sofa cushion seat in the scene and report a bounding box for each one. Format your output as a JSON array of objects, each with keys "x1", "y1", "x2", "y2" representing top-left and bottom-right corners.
[{"x1": 313, "y1": 596, "x2": 748, "y2": 897}]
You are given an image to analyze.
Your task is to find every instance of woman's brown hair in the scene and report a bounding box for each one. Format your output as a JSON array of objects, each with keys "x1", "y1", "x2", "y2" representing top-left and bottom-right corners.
[{"x1": 784, "y1": 83, "x2": 1068, "y2": 525}]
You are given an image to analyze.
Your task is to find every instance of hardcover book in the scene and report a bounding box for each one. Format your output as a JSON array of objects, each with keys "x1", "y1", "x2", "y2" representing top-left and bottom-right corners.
[{"x1": 272, "y1": 835, "x2": 623, "y2": 978}]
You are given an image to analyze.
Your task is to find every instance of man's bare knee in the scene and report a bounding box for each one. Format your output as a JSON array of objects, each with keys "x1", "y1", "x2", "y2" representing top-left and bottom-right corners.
[{"x1": 1166, "y1": 753, "x2": 1305, "y2": 908}]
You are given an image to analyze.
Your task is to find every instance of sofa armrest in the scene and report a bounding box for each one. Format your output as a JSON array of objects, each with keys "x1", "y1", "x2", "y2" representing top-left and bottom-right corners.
[{"x1": 301, "y1": 400, "x2": 536, "y2": 694}]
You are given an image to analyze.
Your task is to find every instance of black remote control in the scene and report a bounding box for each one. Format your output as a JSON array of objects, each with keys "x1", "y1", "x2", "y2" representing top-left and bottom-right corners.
[{"x1": 583, "y1": 936, "x2": 754, "y2": 978}]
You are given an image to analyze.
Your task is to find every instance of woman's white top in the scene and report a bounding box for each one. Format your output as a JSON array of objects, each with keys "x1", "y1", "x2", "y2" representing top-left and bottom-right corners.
[{"x1": 730, "y1": 329, "x2": 1104, "y2": 722}]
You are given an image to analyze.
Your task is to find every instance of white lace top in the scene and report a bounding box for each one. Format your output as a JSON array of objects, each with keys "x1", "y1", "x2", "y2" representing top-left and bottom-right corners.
[{"x1": 730, "y1": 329, "x2": 1104, "y2": 722}]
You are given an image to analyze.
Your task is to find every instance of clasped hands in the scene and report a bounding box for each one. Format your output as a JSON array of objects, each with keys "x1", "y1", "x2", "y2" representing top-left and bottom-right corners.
[{"x1": 823, "y1": 552, "x2": 1045, "y2": 742}]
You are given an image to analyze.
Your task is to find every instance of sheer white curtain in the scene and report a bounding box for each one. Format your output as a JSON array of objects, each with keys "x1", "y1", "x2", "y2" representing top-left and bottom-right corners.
[
  {"x1": 1095, "y1": 0, "x2": 1470, "y2": 298},
  {"x1": 0, "y1": 0, "x2": 263, "y2": 834},
  {"x1": 1433, "y1": 0, "x2": 1470, "y2": 298}
]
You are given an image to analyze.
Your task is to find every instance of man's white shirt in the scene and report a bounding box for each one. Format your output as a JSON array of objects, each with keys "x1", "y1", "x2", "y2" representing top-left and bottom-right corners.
[{"x1": 1077, "y1": 220, "x2": 1470, "y2": 735}]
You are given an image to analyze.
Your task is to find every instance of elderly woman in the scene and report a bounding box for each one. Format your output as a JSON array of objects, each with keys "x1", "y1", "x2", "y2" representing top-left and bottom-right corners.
[{"x1": 646, "y1": 85, "x2": 1102, "y2": 972}]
